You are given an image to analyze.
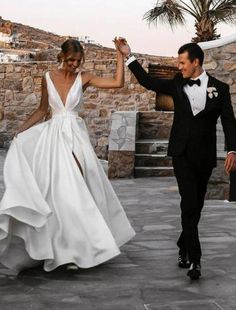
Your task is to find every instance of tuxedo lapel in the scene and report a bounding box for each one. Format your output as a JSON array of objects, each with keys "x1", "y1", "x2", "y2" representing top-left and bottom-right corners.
[
  {"x1": 176, "y1": 78, "x2": 194, "y2": 115},
  {"x1": 181, "y1": 88, "x2": 194, "y2": 115}
]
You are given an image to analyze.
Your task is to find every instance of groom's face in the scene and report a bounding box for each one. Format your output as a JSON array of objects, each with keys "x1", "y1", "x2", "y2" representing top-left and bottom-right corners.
[{"x1": 178, "y1": 51, "x2": 199, "y2": 79}]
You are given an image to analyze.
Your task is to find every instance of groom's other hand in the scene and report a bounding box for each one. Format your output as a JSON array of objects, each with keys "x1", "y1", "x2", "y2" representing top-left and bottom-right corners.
[
  {"x1": 116, "y1": 37, "x2": 131, "y2": 57},
  {"x1": 225, "y1": 152, "x2": 236, "y2": 174}
]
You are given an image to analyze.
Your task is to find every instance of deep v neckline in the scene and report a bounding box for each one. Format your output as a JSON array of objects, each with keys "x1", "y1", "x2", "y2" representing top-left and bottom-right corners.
[{"x1": 48, "y1": 71, "x2": 80, "y2": 108}]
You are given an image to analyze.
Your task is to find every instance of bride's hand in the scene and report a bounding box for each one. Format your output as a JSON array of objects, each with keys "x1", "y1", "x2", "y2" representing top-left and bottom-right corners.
[
  {"x1": 112, "y1": 37, "x2": 122, "y2": 52},
  {"x1": 114, "y1": 37, "x2": 131, "y2": 57}
]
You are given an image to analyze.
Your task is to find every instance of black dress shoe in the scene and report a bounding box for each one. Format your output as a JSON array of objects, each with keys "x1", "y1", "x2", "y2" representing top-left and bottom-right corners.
[
  {"x1": 178, "y1": 250, "x2": 190, "y2": 268},
  {"x1": 187, "y1": 262, "x2": 201, "y2": 280}
]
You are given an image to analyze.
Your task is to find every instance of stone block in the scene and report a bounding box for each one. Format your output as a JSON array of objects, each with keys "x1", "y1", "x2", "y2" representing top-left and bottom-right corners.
[
  {"x1": 138, "y1": 111, "x2": 174, "y2": 139},
  {"x1": 5, "y1": 73, "x2": 22, "y2": 79},
  {"x1": 6, "y1": 64, "x2": 14, "y2": 73},
  {"x1": 4, "y1": 111, "x2": 17, "y2": 121},
  {"x1": 0, "y1": 92, "x2": 5, "y2": 102},
  {"x1": 15, "y1": 66, "x2": 22, "y2": 73},
  {"x1": 230, "y1": 83, "x2": 236, "y2": 94},
  {"x1": 13, "y1": 92, "x2": 27, "y2": 102},
  {"x1": 99, "y1": 109, "x2": 109, "y2": 117},
  {"x1": 108, "y1": 150, "x2": 135, "y2": 178},
  {"x1": 94, "y1": 145, "x2": 108, "y2": 160},
  {"x1": 0, "y1": 66, "x2": 6, "y2": 73},
  {"x1": 223, "y1": 62, "x2": 236, "y2": 72},
  {"x1": 22, "y1": 93, "x2": 37, "y2": 106},
  {"x1": 109, "y1": 111, "x2": 138, "y2": 151},
  {"x1": 5, "y1": 90, "x2": 14, "y2": 102},
  {"x1": 94, "y1": 64, "x2": 107, "y2": 71},
  {"x1": 4, "y1": 79, "x2": 22, "y2": 91},
  {"x1": 33, "y1": 77, "x2": 42, "y2": 85},
  {"x1": 223, "y1": 42, "x2": 236, "y2": 53},
  {"x1": 84, "y1": 62, "x2": 94, "y2": 70},
  {"x1": 83, "y1": 103, "x2": 97, "y2": 109},
  {"x1": 22, "y1": 76, "x2": 34, "y2": 92},
  {"x1": 97, "y1": 136, "x2": 108, "y2": 147},
  {"x1": 204, "y1": 60, "x2": 218, "y2": 70},
  {"x1": 0, "y1": 105, "x2": 4, "y2": 121}
]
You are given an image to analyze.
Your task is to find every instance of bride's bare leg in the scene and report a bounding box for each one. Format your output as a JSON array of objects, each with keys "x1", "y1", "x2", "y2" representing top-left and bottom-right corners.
[{"x1": 72, "y1": 152, "x2": 84, "y2": 176}]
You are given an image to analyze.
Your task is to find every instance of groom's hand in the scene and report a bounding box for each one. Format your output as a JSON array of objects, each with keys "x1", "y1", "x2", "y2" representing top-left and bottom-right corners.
[
  {"x1": 225, "y1": 152, "x2": 236, "y2": 174},
  {"x1": 116, "y1": 37, "x2": 131, "y2": 57}
]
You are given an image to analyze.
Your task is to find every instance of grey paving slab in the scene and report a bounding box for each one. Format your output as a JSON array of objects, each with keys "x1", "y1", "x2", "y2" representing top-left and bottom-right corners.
[{"x1": 0, "y1": 148, "x2": 236, "y2": 310}]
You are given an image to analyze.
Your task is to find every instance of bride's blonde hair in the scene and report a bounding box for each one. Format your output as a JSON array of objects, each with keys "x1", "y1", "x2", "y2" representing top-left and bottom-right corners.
[{"x1": 57, "y1": 39, "x2": 85, "y2": 64}]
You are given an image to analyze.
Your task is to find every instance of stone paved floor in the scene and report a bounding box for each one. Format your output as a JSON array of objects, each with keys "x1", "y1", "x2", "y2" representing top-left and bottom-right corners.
[{"x1": 0, "y1": 149, "x2": 236, "y2": 310}]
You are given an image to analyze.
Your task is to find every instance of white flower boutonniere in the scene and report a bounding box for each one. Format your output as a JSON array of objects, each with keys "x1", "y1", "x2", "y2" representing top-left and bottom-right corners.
[{"x1": 207, "y1": 87, "x2": 218, "y2": 99}]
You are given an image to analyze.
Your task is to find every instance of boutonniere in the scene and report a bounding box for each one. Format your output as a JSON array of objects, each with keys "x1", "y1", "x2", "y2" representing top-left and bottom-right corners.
[{"x1": 207, "y1": 87, "x2": 218, "y2": 99}]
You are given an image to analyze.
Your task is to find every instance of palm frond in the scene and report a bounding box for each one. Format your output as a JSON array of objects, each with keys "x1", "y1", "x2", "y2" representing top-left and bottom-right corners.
[
  {"x1": 209, "y1": 0, "x2": 236, "y2": 22},
  {"x1": 178, "y1": 0, "x2": 201, "y2": 19},
  {"x1": 143, "y1": 0, "x2": 186, "y2": 29},
  {"x1": 212, "y1": 0, "x2": 236, "y2": 10},
  {"x1": 144, "y1": 0, "x2": 236, "y2": 42},
  {"x1": 190, "y1": 0, "x2": 204, "y2": 16}
]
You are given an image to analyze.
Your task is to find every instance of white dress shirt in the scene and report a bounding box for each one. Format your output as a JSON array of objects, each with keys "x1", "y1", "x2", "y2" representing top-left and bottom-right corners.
[
  {"x1": 183, "y1": 70, "x2": 208, "y2": 116},
  {"x1": 125, "y1": 55, "x2": 136, "y2": 66}
]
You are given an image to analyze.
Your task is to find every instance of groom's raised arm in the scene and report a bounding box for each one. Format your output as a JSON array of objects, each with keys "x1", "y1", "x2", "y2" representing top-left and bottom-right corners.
[
  {"x1": 116, "y1": 38, "x2": 175, "y2": 96},
  {"x1": 126, "y1": 56, "x2": 175, "y2": 96}
]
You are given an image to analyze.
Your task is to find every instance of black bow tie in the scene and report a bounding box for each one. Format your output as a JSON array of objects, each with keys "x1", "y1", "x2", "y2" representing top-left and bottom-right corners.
[{"x1": 186, "y1": 79, "x2": 201, "y2": 87}]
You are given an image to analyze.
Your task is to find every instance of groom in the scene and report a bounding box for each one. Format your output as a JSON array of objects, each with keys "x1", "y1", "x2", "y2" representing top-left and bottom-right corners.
[{"x1": 118, "y1": 40, "x2": 236, "y2": 280}]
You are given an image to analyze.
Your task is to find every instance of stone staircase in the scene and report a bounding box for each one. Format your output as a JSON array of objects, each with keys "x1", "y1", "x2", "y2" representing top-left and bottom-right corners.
[{"x1": 134, "y1": 111, "x2": 174, "y2": 177}]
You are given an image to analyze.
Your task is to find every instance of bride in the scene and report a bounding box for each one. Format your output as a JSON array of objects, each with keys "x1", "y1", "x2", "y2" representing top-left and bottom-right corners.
[{"x1": 0, "y1": 38, "x2": 135, "y2": 273}]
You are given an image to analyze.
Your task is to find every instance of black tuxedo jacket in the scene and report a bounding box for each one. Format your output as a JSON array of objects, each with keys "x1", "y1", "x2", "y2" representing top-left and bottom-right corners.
[{"x1": 128, "y1": 60, "x2": 236, "y2": 167}]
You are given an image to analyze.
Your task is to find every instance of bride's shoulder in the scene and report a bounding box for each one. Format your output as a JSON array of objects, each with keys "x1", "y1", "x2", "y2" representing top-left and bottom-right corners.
[{"x1": 81, "y1": 71, "x2": 92, "y2": 85}]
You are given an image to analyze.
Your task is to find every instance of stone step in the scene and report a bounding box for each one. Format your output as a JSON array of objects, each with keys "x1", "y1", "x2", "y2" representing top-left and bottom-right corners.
[
  {"x1": 138, "y1": 125, "x2": 171, "y2": 139},
  {"x1": 138, "y1": 111, "x2": 173, "y2": 139},
  {"x1": 139, "y1": 111, "x2": 174, "y2": 122},
  {"x1": 136, "y1": 139, "x2": 169, "y2": 154},
  {"x1": 135, "y1": 154, "x2": 172, "y2": 167},
  {"x1": 134, "y1": 166, "x2": 175, "y2": 178}
]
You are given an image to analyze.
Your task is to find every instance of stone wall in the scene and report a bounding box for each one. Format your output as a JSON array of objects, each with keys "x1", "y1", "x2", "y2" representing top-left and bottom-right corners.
[
  {"x1": 202, "y1": 41, "x2": 236, "y2": 116},
  {"x1": 0, "y1": 45, "x2": 176, "y2": 158},
  {"x1": 201, "y1": 39, "x2": 236, "y2": 149},
  {"x1": 199, "y1": 38, "x2": 236, "y2": 199}
]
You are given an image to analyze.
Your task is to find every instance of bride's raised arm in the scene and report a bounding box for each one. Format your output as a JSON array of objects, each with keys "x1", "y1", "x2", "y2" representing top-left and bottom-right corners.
[{"x1": 82, "y1": 37, "x2": 124, "y2": 89}]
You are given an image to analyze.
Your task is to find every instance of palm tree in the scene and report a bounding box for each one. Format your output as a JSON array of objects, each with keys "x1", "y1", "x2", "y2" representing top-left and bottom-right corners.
[{"x1": 144, "y1": 0, "x2": 236, "y2": 42}]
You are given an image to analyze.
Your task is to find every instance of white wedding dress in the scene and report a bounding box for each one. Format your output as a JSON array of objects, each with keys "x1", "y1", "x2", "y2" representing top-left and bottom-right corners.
[{"x1": 0, "y1": 71, "x2": 135, "y2": 273}]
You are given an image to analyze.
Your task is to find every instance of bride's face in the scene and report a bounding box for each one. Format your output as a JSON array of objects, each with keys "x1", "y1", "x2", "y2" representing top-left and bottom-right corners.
[{"x1": 63, "y1": 52, "x2": 82, "y2": 72}]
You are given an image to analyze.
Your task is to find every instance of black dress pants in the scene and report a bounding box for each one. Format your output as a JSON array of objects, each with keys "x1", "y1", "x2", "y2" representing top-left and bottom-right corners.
[{"x1": 172, "y1": 154, "x2": 213, "y2": 263}]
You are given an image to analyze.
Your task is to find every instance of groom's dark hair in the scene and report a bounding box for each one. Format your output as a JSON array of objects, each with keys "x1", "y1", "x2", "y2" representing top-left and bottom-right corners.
[{"x1": 178, "y1": 43, "x2": 204, "y2": 66}]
